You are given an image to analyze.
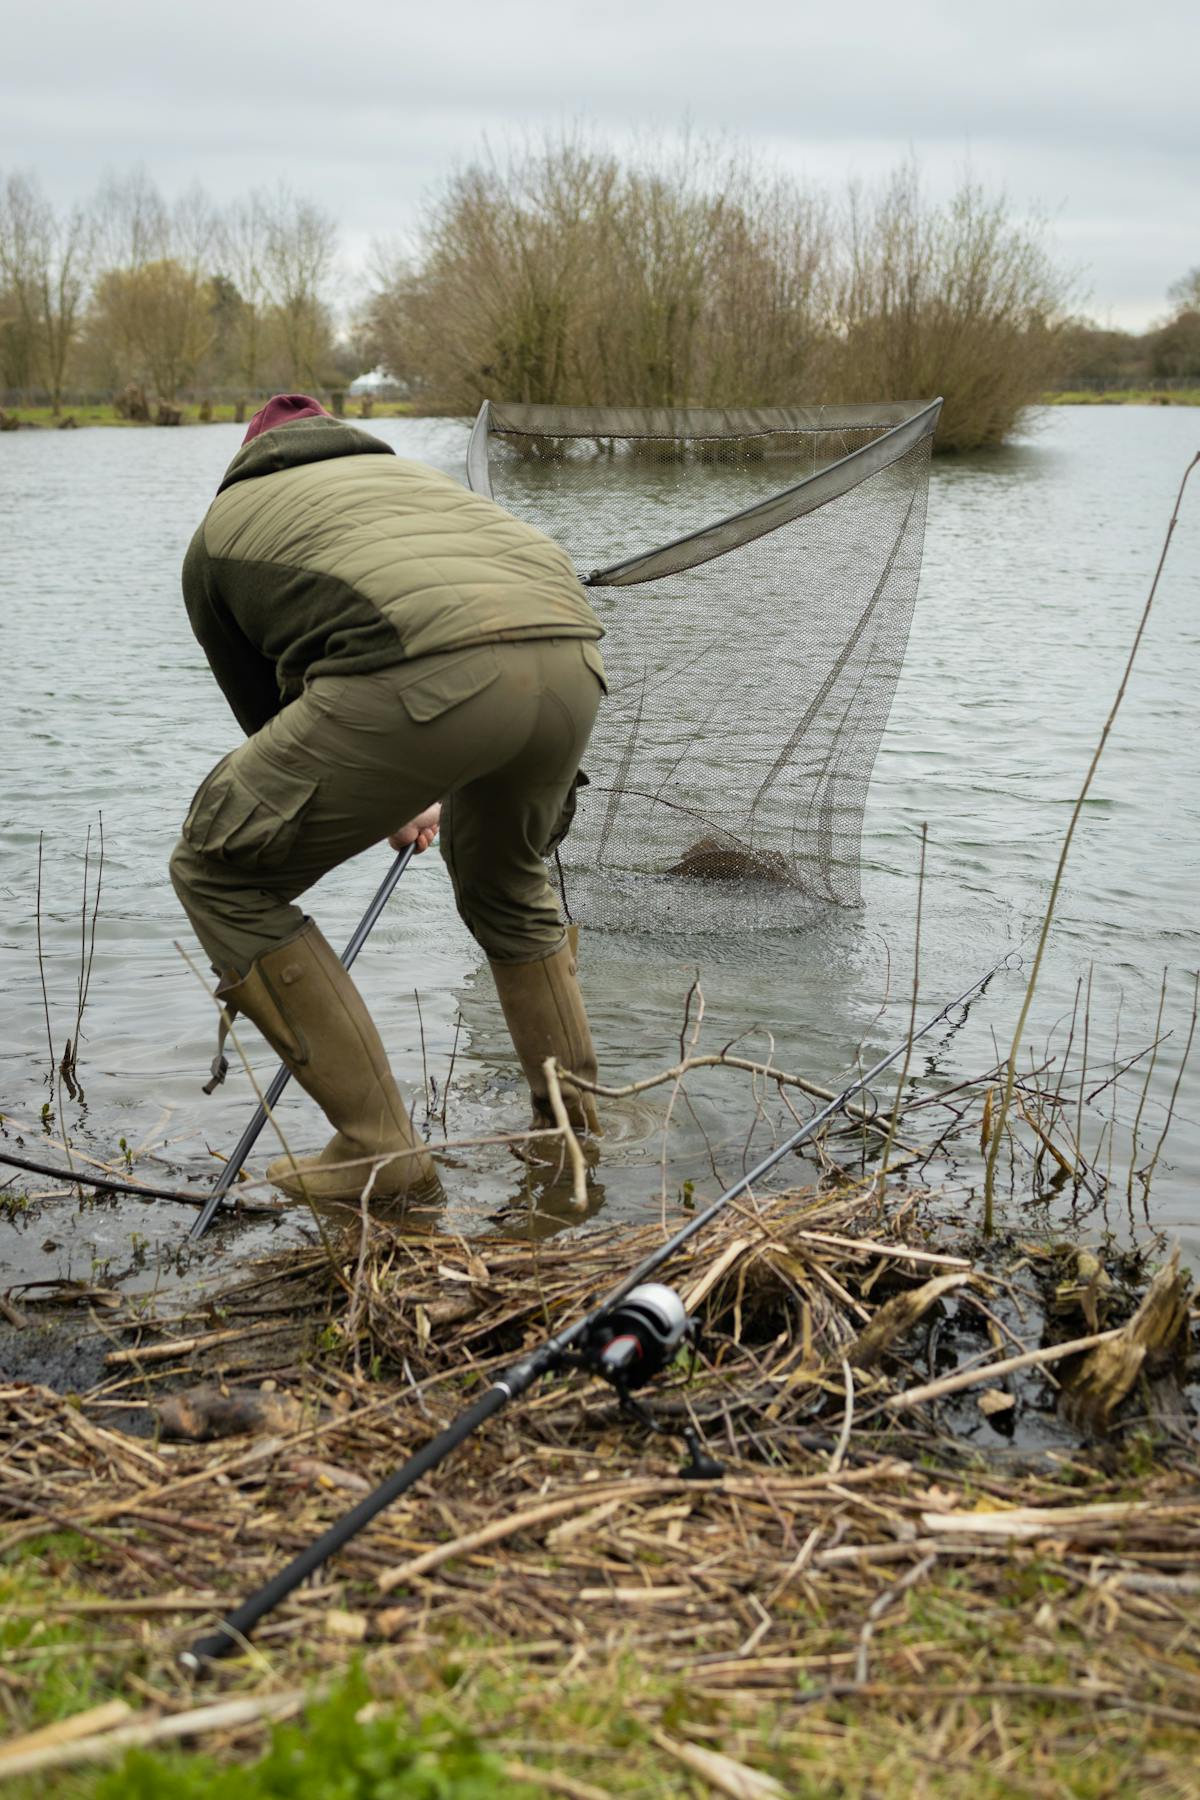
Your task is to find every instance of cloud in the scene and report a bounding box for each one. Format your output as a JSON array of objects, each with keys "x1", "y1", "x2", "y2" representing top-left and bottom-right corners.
[{"x1": 2, "y1": 0, "x2": 1195, "y2": 326}]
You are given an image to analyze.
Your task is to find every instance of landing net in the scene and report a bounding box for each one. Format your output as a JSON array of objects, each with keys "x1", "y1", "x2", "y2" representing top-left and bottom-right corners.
[{"x1": 467, "y1": 399, "x2": 940, "y2": 932}]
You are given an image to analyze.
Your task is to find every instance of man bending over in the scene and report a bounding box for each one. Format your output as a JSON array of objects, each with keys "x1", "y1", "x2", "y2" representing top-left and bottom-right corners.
[{"x1": 170, "y1": 394, "x2": 604, "y2": 1205}]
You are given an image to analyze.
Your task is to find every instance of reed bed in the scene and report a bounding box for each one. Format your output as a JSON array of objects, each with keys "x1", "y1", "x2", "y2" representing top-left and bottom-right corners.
[{"x1": 1, "y1": 1170, "x2": 1196, "y2": 1793}]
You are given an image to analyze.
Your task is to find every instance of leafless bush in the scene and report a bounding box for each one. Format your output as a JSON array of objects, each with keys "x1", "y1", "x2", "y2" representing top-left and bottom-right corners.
[
  {"x1": 827, "y1": 167, "x2": 1070, "y2": 450},
  {"x1": 363, "y1": 135, "x2": 832, "y2": 414},
  {"x1": 366, "y1": 142, "x2": 1070, "y2": 448}
]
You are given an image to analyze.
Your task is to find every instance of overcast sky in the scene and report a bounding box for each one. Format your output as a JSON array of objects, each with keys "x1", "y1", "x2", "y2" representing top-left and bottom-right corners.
[{"x1": 3, "y1": 0, "x2": 1196, "y2": 330}]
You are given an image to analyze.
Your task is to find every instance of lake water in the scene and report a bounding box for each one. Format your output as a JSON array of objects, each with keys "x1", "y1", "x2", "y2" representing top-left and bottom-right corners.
[{"x1": 1, "y1": 406, "x2": 1198, "y2": 1297}]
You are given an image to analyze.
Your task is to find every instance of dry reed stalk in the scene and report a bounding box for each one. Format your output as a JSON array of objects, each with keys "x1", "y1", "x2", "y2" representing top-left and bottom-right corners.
[
  {"x1": 0, "y1": 1691, "x2": 311, "y2": 1780},
  {"x1": 2, "y1": 1115, "x2": 1196, "y2": 1789},
  {"x1": 1139, "y1": 969, "x2": 1200, "y2": 1198},
  {"x1": 983, "y1": 452, "x2": 1199, "y2": 1230}
]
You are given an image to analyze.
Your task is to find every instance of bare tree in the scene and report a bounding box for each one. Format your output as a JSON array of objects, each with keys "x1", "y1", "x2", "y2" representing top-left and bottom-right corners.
[
  {"x1": 260, "y1": 186, "x2": 338, "y2": 387},
  {"x1": 0, "y1": 278, "x2": 37, "y2": 391},
  {"x1": 0, "y1": 170, "x2": 93, "y2": 412},
  {"x1": 1150, "y1": 270, "x2": 1200, "y2": 379},
  {"x1": 90, "y1": 172, "x2": 217, "y2": 401},
  {"x1": 1166, "y1": 266, "x2": 1200, "y2": 316},
  {"x1": 363, "y1": 133, "x2": 830, "y2": 414},
  {"x1": 216, "y1": 193, "x2": 271, "y2": 392}
]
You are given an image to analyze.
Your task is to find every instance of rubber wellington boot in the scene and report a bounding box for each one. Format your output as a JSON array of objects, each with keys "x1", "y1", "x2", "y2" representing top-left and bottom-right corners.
[
  {"x1": 218, "y1": 920, "x2": 441, "y2": 1205},
  {"x1": 488, "y1": 932, "x2": 601, "y2": 1144}
]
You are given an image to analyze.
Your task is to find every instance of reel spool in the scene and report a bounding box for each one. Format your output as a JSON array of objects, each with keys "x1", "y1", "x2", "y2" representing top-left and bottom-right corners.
[{"x1": 584, "y1": 1283, "x2": 692, "y2": 1391}]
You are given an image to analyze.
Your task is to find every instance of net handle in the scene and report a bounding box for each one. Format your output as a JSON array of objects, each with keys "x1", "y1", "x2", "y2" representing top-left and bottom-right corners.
[{"x1": 466, "y1": 399, "x2": 495, "y2": 499}]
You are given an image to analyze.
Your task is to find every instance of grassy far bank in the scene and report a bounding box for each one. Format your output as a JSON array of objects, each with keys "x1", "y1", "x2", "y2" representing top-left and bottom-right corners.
[
  {"x1": 0, "y1": 401, "x2": 415, "y2": 429},
  {"x1": 1043, "y1": 389, "x2": 1200, "y2": 406},
  {"x1": 3, "y1": 393, "x2": 1198, "y2": 434}
]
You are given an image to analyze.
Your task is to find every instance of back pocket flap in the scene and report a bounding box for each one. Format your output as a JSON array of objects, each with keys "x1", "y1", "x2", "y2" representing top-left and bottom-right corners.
[{"x1": 400, "y1": 647, "x2": 501, "y2": 722}]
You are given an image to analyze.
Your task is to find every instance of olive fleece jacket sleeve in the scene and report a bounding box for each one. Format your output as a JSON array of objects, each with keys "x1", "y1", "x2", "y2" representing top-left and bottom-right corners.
[{"x1": 182, "y1": 525, "x2": 282, "y2": 736}]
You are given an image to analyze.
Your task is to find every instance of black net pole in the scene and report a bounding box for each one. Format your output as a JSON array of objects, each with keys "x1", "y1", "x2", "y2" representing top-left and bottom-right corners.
[
  {"x1": 181, "y1": 958, "x2": 1006, "y2": 1670},
  {"x1": 188, "y1": 845, "x2": 416, "y2": 1242}
]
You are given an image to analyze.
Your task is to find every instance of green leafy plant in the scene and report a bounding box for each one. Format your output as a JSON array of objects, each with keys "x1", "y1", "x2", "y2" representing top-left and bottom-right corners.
[{"x1": 97, "y1": 1675, "x2": 517, "y2": 1799}]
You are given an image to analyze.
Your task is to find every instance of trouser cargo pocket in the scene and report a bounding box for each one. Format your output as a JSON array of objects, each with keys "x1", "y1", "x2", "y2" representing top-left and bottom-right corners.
[{"x1": 182, "y1": 754, "x2": 319, "y2": 868}]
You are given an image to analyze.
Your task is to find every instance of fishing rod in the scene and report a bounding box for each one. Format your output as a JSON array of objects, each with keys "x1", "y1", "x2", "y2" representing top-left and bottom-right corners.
[
  {"x1": 180, "y1": 954, "x2": 1007, "y2": 1669},
  {"x1": 189, "y1": 843, "x2": 416, "y2": 1242}
]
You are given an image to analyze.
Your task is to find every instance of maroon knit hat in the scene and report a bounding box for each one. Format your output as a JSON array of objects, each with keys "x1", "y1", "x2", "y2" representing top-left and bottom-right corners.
[{"x1": 242, "y1": 393, "x2": 330, "y2": 444}]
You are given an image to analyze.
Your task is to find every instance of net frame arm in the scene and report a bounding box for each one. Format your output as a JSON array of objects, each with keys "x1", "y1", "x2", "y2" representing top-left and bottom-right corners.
[{"x1": 464, "y1": 397, "x2": 942, "y2": 586}]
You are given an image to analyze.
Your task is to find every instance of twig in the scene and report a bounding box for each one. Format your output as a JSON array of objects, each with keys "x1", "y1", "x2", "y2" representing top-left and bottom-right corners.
[
  {"x1": 1139, "y1": 969, "x2": 1199, "y2": 1197},
  {"x1": 0, "y1": 1690, "x2": 311, "y2": 1780},
  {"x1": 563, "y1": 1056, "x2": 912, "y2": 1148},
  {"x1": 1084, "y1": 1030, "x2": 1168, "y2": 1105},
  {"x1": 827, "y1": 1359, "x2": 854, "y2": 1476},
  {"x1": 103, "y1": 1320, "x2": 286, "y2": 1367},
  {"x1": 413, "y1": 987, "x2": 432, "y2": 1122},
  {"x1": 62, "y1": 813, "x2": 105, "y2": 1095},
  {"x1": 440, "y1": 1012, "x2": 463, "y2": 1129},
  {"x1": 884, "y1": 1326, "x2": 1121, "y2": 1413},
  {"x1": 501, "y1": 1761, "x2": 614, "y2": 1800},
  {"x1": 543, "y1": 1058, "x2": 587, "y2": 1212},
  {"x1": 661, "y1": 974, "x2": 705, "y2": 1230},
  {"x1": 1127, "y1": 967, "x2": 1168, "y2": 1202},
  {"x1": 33, "y1": 833, "x2": 78, "y2": 1178},
  {"x1": 874, "y1": 823, "x2": 926, "y2": 1196},
  {"x1": 854, "y1": 1550, "x2": 936, "y2": 1685},
  {"x1": 0, "y1": 1149, "x2": 281, "y2": 1212},
  {"x1": 1075, "y1": 962, "x2": 1094, "y2": 1189},
  {"x1": 34, "y1": 833, "x2": 55, "y2": 1090}
]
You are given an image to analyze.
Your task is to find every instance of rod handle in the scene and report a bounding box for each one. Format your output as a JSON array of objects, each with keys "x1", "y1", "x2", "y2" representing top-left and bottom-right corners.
[{"x1": 181, "y1": 1381, "x2": 508, "y2": 1669}]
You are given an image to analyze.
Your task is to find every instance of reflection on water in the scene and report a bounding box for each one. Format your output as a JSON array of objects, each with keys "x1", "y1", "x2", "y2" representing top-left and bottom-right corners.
[{"x1": 1, "y1": 407, "x2": 1198, "y2": 1294}]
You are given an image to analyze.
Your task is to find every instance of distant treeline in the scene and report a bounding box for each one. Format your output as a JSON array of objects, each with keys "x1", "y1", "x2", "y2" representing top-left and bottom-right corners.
[
  {"x1": 3, "y1": 142, "x2": 1197, "y2": 451},
  {"x1": 1055, "y1": 301, "x2": 1200, "y2": 392},
  {"x1": 0, "y1": 170, "x2": 354, "y2": 413}
]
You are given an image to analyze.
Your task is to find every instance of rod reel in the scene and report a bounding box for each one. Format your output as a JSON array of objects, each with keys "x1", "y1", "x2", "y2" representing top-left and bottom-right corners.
[
  {"x1": 578, "y1": 1283, "x2": 723, "y2": 1481},
  {"x1": 582, "y1": 1282, "x2": 692, "y2": 1390}
]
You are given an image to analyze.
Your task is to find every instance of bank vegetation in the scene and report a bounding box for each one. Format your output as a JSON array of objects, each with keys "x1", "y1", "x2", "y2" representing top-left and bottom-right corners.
[
  {"x1": 1, "y1": 1164, "x2": 1196, "y2": 1797},
  {"x1": 3, "y1": 141, "x2": 1197, "y2": 451}
]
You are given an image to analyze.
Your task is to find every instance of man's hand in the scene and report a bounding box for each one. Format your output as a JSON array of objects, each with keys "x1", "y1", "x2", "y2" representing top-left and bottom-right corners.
[{"x1": 389, "y1": 803, "x2": 441, "y2": 854}]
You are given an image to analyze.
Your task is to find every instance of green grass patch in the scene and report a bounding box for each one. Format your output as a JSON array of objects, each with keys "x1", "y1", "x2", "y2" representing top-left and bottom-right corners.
[
  {"x1": 2, "y1": 1608, "x2": 1198, "y2": 1798},
  {"x1": 1043, "y1": 388, "x2": 1200, "y2": 406},
  {"x1": 96, "y1": 1675, "x2": 516, "y2": 1800},
  {"x1": 0, "y1": 403, "x2": 415, "y2": 430},
  {"x1": 0, "y1": 1536, "x2": 115, "y2": 1735}
]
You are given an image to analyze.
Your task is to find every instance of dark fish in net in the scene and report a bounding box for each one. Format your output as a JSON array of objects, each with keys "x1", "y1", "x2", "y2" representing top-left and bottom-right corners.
[{"x1": 666, "y1": 836, "x2": 794, "y2": 884}]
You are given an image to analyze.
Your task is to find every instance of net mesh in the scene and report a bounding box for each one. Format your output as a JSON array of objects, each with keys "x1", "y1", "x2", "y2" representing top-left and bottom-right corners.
[{"x1": 468, "y1": 402, "x2": 938, "y2": 932}]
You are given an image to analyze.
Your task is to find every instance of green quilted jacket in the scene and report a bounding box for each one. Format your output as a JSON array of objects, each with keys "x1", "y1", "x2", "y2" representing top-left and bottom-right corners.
[{"x1": 182, "y1": 418, "x2": 603, "y2": 734}]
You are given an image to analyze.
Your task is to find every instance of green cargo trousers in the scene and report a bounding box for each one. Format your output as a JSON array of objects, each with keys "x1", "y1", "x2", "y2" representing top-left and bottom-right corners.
[{"x1": 169, "y1": 637, "x2": 606, "y2": 978}]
